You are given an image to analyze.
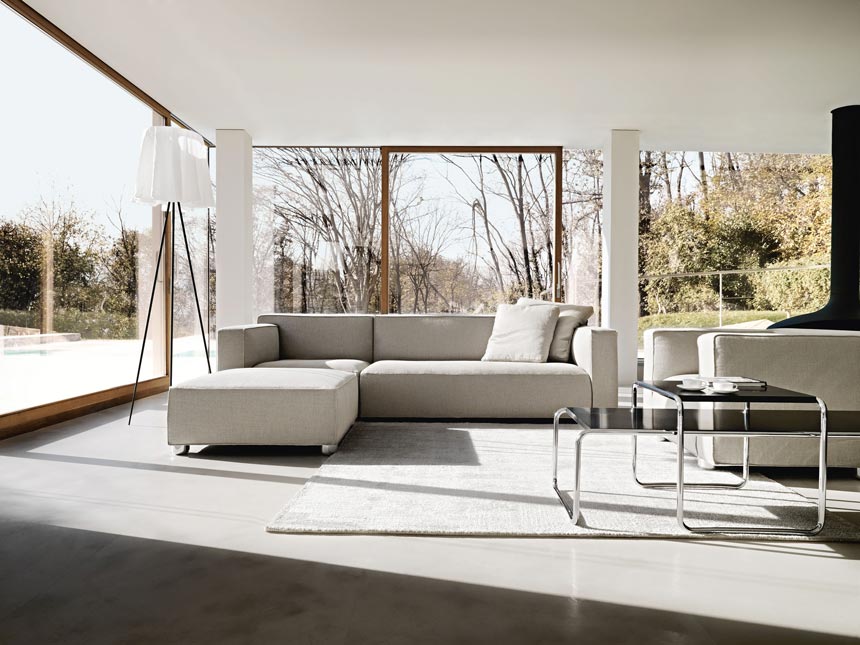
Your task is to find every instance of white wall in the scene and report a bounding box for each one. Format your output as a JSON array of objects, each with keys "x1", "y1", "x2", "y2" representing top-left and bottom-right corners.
[
  {"x1": 602, "y1": 130, "x2": 640, "y2": 385},
  {"x1": 215, "y1": 129, "x2": 254, "y2": 329}
]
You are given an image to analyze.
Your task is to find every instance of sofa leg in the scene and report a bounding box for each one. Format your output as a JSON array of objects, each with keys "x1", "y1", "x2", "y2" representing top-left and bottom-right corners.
[
  {"x1": 856, "y1": 468, "x2": 860, "y2": 480},
  {"x1": 321, "y1": 444, "x2": 338, "y2": 456},
  {"x1": 171, "y1": 445, "x2": 190, "y2": 456}
]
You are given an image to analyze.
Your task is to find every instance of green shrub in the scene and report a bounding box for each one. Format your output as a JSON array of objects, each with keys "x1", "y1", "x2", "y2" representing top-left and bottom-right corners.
[
  {"x1": 750, "y1": 256, "x2": 829, "y2": 315},
  {"x1": 0, "y1": 309, "x2": 38, "y2": 330},
  {"x1": 0, "y1": 308, "x2": 136, "y2": 340}
]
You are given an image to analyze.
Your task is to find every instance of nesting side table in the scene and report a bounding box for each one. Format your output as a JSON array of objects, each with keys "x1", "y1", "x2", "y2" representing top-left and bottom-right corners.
[{"x1": 552, "y1": 380, "x2": 830, "y2": 536}]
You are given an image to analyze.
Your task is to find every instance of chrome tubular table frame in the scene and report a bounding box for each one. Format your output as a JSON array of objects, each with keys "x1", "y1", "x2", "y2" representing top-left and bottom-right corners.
[
  {"x1": 552, "y1": 395, "x2": 830, "y2": 537},
  {"x1": 631, "y1": 383, "x2": 750, "y2": 491}
]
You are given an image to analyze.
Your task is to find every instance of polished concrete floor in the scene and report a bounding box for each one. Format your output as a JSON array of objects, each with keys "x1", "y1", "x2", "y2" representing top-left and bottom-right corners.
[{"x1": 1, "y1": 393, "x2": 859, "y2": 644}]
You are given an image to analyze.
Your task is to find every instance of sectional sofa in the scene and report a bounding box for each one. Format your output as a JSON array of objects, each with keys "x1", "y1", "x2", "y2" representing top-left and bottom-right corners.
[{"x1": 167, "y1": 313, "x2": 618, "y2": 453}]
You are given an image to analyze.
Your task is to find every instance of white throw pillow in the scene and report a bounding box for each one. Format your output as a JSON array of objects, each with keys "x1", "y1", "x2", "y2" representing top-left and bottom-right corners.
[
  {"x1": 481, "y1": 304, "x2": 560, "y2": 363},
  {"x1": 516, "y1": 297, "x2": 594, "y2": 362}
]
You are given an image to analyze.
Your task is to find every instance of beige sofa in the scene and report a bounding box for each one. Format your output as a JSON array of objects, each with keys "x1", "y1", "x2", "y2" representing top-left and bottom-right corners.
[
  {"x1": 167, "y1": 313, "x2": 618, "y2": 452},
  {"x1": 643, "y1": 327, "x2": 860, "y2": 468}
]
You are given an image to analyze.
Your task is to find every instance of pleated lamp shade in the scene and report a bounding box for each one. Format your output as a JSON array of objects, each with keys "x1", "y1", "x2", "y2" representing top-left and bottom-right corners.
[{"x1": 134, "y1": 126, "x2": 215, "y2": 208}]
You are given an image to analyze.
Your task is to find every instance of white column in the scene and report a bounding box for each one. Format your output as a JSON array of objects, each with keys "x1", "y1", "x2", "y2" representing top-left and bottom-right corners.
[
  {"x1": 602, "y1": 130, "x2": 640, "y2": 385},
  {"x1": 215, "y1": 129, "x2": 254, "y2": 329}
]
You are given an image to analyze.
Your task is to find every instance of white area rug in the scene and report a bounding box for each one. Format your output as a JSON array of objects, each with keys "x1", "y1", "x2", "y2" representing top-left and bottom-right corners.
[{"x1": 267, "y1": 423, "x2": 860, "y2": 540}]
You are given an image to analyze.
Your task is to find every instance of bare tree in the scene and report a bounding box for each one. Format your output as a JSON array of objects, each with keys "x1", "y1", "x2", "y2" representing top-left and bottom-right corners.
[
  {"x1": 255, "y1": 148, "x2": 390, "y2": 313},
  {"x1": 439, "y1": 154, "x2": 506, "y2": 295},
  {"x1": 103, "y1": 195, "x2": 138, "y2": 318},
  {"x1": 439, "y1": 152, "x2": 555, "y2": 302},
  {"x1": 563, "y1": 149, "x2": 603, "y2": 313},
  {"x1": 391, "y1": 205, "x2": 458, "y2": 312}
]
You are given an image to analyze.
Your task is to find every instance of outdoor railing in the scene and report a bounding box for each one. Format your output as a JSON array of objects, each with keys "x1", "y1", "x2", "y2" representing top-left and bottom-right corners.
[{"x1": 640, "y1": 264, "x2": 828, "y2": 326}]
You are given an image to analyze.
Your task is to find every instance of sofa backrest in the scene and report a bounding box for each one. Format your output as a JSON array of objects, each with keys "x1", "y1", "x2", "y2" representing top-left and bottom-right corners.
[
  {"x1": 698, "y1": 330, "x2": 860, "y2": 410},
  {"x1": 256, "y1": 314, "x2": 374, "y2": 362},
  {"x1": 643, "y1": 327, "x2": 774, "y2": 381},
  {"x1": 373, "y1": 314, "x2": 495, "y2": 361}
]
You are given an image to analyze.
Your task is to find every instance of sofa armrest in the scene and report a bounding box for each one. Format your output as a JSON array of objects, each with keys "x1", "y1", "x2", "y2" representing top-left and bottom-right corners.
[
  {"x1": 217, "y1": 324, "x2": 279, "y2": 370},
  {"x1": 643, "y1": 328, "x2": 715, "y2": 381},
  {"x1": 572, "y1": 327, "x2": 618, "y2": 407},
  {"x1": 643, "y1": 327, "x2": 774, "y2": 381}
]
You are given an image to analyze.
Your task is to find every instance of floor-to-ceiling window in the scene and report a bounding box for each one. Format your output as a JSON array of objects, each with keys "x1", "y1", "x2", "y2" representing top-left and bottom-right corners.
[
  {"x1": 251, "y1": 146, "x2": 603, "y2": 319},
  {"x1": 0, "y1": 5, "x2": 167, "y2": 414},
  {"x1": 253, "y1": 147, "x2": 383, "y2": 315},
  {"x1": 637, "y1": 151, "x2": 831, "y2": 347},
  {"x1": 387, "y1": 150, "x2": 559, "y2": 313}
]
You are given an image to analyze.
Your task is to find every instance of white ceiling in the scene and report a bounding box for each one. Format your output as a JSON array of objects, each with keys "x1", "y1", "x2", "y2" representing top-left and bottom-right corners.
[{"x1": 25, "y1": 0, "x2": 860, "y2": 152}]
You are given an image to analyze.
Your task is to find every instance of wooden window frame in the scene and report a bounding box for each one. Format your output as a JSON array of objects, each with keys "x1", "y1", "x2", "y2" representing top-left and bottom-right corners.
[
  {"x1": 0, "y1": 0, "x2": 205, "y2": 437},
  {"x1": 254, "y1": 145, "x2": 564, "y2": 314}
]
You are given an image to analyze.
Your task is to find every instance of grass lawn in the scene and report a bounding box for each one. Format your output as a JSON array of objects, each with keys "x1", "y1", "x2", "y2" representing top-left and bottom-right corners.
[{"x1": 638, "y1": 310, "x2": 790, "y2": 347}]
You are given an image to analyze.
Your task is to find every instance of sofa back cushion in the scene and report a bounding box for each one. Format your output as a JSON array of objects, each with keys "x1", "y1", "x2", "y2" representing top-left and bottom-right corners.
[
  {"x1": 516, "y1": 297, "x2": 593, "y2": 362},
  {"x1": 257, "y1": 314, "x2": 374, "y2": 362},
  {"x1": 698, "y1": 330, "x2": 860, "y2": 410},
  {"x1": 373, "y1": 315, "x2": 495, "y2": 361},
  {"x1": 481, "y1": 304, "x2": 559, "y2": 363}
]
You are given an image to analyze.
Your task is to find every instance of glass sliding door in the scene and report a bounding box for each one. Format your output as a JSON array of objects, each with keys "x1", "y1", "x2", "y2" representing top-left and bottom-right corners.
[{"x1": 0, "y1": 5, "x2": 167, "y2": 414}]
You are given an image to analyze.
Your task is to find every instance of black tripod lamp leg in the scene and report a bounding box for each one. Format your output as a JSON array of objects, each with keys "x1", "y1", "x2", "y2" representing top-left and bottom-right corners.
[
  {"x1": 169, "y1": 203, "x2": 176, "y2": 386},
  {"x1": 129, "y1": 205, "x2": 170, "y2": 425}
]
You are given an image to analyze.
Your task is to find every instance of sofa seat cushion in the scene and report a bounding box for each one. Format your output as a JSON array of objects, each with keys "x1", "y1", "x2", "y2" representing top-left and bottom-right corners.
[
  {"x1": 254, "y1": 358, "x2": 370, "y2": 374},
  {"x1": 360, "y1": 360, "x2": 592, "y2": 418},
  {"x1": 168, "y1": 368, "x2": 357, "y2": 446}
]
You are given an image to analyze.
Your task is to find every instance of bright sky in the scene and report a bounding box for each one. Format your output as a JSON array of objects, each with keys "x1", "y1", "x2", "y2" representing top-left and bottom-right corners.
[{"x1": 0, "y1": 5, "x2": 154, "y2": 233}]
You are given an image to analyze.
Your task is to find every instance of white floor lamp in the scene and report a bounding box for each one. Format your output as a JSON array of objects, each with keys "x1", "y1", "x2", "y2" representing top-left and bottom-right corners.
[{"x1": 128, "y1": 126, "x2": 215, "y2": 423}]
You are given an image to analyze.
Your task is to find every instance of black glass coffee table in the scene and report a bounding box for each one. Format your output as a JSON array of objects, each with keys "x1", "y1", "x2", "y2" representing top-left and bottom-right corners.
[
  {"x1": 632, "y1": 380, "x2": 824, "y2": 493},
  {"x1": 552, "y1": 380, "x2": 832, "y2": 536}
]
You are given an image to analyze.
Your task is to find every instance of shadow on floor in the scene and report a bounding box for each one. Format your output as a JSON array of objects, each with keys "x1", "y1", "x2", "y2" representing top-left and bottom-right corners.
[
  {"x1": 0, "y1": 520, "x2": 857, "y2": 645},
  {"x1": 6, "y1": 451, "x2": 312, "y2": 485}
]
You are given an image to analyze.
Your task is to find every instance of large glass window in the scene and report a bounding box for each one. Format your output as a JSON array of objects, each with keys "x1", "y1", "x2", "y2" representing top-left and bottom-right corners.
[
  {"x1": 169, "y1": 201, "x2": 214, "y2": 383},
  {"x1": 637, "y1": 151, "x2": 831, "y2": 347},
  {"x1": 0, "y1": 6, "x2": 166, "y2": 413},
  {"x1": 388, "y1": 151, "x2": 558, "y2": 313},
  {"x1": 251, "y1": 147, "x2": 603, "y2": 318},
  {"x1": 253, "y1": 147, "x2": 382, "y2": 315}
]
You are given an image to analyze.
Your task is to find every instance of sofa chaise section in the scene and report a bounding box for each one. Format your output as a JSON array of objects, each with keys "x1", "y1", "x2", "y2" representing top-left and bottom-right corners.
[{"x1": 168, "y1": 368, "x2": 357, "y2": 453}]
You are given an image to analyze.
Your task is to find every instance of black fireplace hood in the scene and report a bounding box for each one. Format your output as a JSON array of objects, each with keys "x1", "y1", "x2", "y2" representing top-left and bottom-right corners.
[{"x1": 770, "y1": 105, "x2": 860, "y2": 330}]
